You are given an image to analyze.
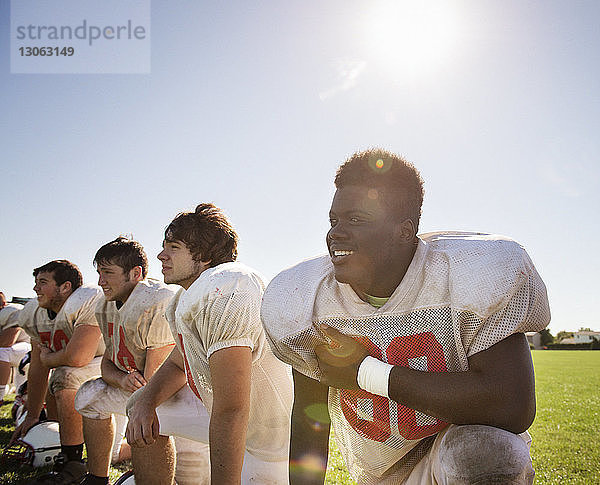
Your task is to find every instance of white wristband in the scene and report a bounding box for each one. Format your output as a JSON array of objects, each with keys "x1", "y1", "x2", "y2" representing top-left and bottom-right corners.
[{"x1": 357, "y1": 356, "x2": 393, "y2": 398}]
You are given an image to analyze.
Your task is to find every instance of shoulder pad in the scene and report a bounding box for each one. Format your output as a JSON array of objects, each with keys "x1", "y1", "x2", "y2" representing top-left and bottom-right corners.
[
  {"x1": 421, "y1": 232, "x2": 533, "y2": 318},
  {"x1": 262, "y1": 255, "x2": 331, "y2": 342},
  {"x1": 187, "y1": 262, "x2": 265, "y2": 302},
  {"x1": 63, "y1": 285, "x2": 103, "y2": 314}
]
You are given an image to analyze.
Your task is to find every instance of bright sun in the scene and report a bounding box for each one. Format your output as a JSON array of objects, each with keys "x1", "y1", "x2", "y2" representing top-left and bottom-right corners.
[{"x1": 365, "y1": 1, "x2": 461, "y2": 78}]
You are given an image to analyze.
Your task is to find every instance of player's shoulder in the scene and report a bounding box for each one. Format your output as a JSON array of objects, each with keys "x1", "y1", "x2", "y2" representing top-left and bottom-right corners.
[
  {"x1": 189, "y1": 262, "x2": 265, "y2": 300},
  {"x1": 421, "y1": 231, "x2": 531, "y2": 275},
  {"x1": 262, "y1": 255, "x2": 332, "y2": 335},
  {"x1": 2, "y1": 302, "x2": 24, "y2": 313},
  {"x1": 20, "y1": 298, "x2": 41, "y2": 317},
  {"x1": 0, "y1": 302, "x2": 23, "y2": 327},
  {"x1": 134, "y1": 278, "x2": 178, "y2": 302},
  {"x1": 421, "y1": 231, "x2": 526, "y2": 259},
  {"x1": 16, "y1": 299, "x2": 43, "y2": 329},
  {"x1": 63, "y1": 285, "x2": 103, "y2": 312},
  {"x1": 419, "y1": 231, "x2": 539, "y2": 317},
  {"x1": 264, "y1": 255, "x2": 332, "y2": 300}
]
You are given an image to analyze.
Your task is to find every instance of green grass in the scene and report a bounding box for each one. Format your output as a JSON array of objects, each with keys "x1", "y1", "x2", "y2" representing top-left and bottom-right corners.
[
  {"x1": 529, "y1": 350, "x2": 600, "y2": 484},
  {"x1": 1, "y1": 351, "x2": 598, "y2": 484}
]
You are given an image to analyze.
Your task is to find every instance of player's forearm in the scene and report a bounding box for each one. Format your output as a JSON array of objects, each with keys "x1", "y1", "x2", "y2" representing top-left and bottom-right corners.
[
  {"x1": 209, "y1": 406, "x2": 249, "y2": 484},
  {"x1": 101, "y1": 354, "x2": 128, "y2": 388},
  {"x1": 290, "y1": 370, "x2": 330, "y2": 485},
  {"x1": 40, "y1": 348, "x2": 67, "y2": 368},
  {"x1": 26, "y1": 351, "x2": 50, "y2": 418},
  {"x1": 139, "y1": 356, "x2": 187, "y2": 408},
  {"x1": 387, "y1": 334, "x2": 535, "y2": 433},
  {"x1": 143, "y1": 344, "x2": 176, "y2": 380},
  {"x1": 290, "y1": 404, "x2": 330, "y2": 484}
]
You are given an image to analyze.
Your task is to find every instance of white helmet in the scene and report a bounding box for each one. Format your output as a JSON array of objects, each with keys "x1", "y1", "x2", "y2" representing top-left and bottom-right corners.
[
  {"x1": 114, "y1": 470, "x2": 136, "y2": 484},
  {"x1": 2, "y1": 421, "x2": 61, "y2": 467}
]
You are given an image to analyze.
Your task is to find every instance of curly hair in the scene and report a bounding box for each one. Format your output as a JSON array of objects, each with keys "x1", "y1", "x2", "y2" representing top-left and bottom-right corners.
[
  {"x1": 335, "y1": 148, "x2": 424, "y2": 231},
  {"x1": 164, "y1": 203, "x2": 238, "y2": 267}
]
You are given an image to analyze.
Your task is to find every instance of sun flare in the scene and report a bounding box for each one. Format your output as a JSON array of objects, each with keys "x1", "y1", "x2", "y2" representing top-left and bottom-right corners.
[{"x1": 365, "y1": 1, "x2": 461, "y2": 78}]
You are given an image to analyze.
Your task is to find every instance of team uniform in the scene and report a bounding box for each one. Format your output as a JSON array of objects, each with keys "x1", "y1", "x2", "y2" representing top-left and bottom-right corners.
[
  {"x1": 128, "y1": 262, "x2": 294, "y2": 483},
  {"x1": 0, "y1": 302, "x2": 30, "y2": 399},
  {"x1": 18, "y1": 286, "x2": 104, "y2": 394},
  {"x1": 75, "y1": 279, "x2": 176, "y2": 462},
  {"x1": 261, "y1": 232, "x2": 551, "y2": 483}
]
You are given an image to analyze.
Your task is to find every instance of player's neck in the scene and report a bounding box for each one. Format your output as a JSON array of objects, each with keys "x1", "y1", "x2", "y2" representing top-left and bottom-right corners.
[{"x1": 354, "y1": 243, "x2": 417, "y2": 300}]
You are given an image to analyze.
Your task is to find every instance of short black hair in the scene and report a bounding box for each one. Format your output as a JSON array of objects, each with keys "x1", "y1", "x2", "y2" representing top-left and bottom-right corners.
[
  {"x1": 335, "y1": 148, "x2": 424, "y2": 231},
  {"x1": 165, "y1": 203, "x2": 238, "y2": 267},
  {"x1": 33, "y1": 260, "x2": 83, "y2": 290},
  {"x1": 94, "y1": 237, "x2": 149, "y2": 278}
]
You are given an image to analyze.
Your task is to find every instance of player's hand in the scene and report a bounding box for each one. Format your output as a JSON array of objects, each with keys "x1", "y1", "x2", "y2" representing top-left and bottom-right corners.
[
  {"x1": 38, "y1": 345, "x2": 52, "y2": 367},
  {"x1": 315, "y1": 324, "x2": 369, "y2": 390},
  {"x1": 10, "y1": 414, "x2": 39, "y2": 444},
  {"x1": 125, "y1": 394, "x2": 160, "y2": 447},
  {"x1": 119, "y1": 370, "x2": 147, "y2": 392}
]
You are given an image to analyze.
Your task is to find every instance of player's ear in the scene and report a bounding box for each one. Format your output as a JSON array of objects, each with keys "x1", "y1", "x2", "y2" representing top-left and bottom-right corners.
[
  {"x1": 396, "y1": 219, "x2": 416, "y2": 243},
  {"x1": 130, "y1": 266, "x2": 143, "y2": 281},
  {"x1": 59, "y1": 280, "x2": 72, "y2": 296}
]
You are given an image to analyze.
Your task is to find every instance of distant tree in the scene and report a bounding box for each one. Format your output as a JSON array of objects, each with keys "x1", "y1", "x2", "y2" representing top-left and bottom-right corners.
[
  {"x1": 539, "y1": 329, "x2": 554, "y2": 346},
  {"x1": 556, "y1": 331, "x2": 574, "y2": 342},
  {"x1": 579, "y1": 327, "x2": 593, "y2": 332}
]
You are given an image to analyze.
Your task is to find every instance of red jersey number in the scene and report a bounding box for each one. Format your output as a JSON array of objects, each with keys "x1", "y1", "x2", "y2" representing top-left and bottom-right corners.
[
  {"x1": 340, "y1": 332, "x2": 449, "y2": 442},
  {"x1": 38, "y1": 330, "x2": 69, "y2": 352},
  {"x1": 107, "y1": 322, "x2": 138, "y2": 372}
]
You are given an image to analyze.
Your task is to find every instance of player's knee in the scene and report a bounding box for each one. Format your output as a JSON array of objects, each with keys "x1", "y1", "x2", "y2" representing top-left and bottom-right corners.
[
  {"x1": 74, "y1": 378, "x2": 107, "y2": 418},
  {"x1": 438, "y1": 425, "x2": 534, "y2": 484}
]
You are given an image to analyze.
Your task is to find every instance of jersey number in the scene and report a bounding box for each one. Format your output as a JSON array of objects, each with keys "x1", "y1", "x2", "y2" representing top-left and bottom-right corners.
[
  {"x1": 340, "y1": 332, "x2": 448, "y2": 442},
  {"x1": 39, "y1": 330, "x2": 69, "y2": 351},
  {"x1": 108, "y1": 322, "x2": 138, "y2": 372}
]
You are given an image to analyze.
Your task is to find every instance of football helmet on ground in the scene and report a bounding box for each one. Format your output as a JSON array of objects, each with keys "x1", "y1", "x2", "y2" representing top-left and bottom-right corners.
[{"x1": 2, "y1": 421, "x2": 61, "y2": 467}]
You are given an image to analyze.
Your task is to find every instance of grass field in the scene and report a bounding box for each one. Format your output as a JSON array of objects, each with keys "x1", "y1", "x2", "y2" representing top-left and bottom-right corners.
[
  {"x1": 1, "y1": 350, "x2": 598, "y2": 484},
  {"x1": 528, "y1": 350, "x2": 600, "y2": 484}
]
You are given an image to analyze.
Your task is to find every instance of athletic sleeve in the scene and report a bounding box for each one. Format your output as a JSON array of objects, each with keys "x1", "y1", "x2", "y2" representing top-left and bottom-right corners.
[
  {"x1": 3, "y1": 308, "x2": 22, "y2": 330},
  {"x1": 462, "y1": 251, "x2": 551, "y2": 356},
  {"x1": 17, "y1": 300, "x2": 42, "y2": 343},
  {"x1": 139, "y1": 301, "x2": 176, "y2": 350},
  {"x1": 197, "y1": 289, "x2": 262, "y2": 360},
  {"x1": 67, "y1": 287, "x2": 103, "y2": 328}
]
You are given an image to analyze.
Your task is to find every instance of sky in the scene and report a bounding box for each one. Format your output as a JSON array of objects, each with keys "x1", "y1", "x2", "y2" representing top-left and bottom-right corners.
[{"x1": 1, "y1": 0, "x2": 598, "y2": 335}]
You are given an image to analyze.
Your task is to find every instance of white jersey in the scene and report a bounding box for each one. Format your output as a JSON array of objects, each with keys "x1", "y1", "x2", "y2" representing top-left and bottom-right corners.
[
  {"x1": 261, "y1": 232, "x2": 551, "y2": 481},
  {"x1": 0, "y1": 303, "x2": 29, "y2": 344},
  {"x1": 19, "y1": 286, "x2": 105, "y2": 356},
  {"x1": 166, "y1": 262, "x2": 293, "y2": 462},
  {"x1": 96, "y1": 279, "x2": 176, "y2": 373}
]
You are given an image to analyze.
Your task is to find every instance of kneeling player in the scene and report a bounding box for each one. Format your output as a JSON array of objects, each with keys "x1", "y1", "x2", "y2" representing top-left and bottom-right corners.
[
  {"x1": 13, "y1": 260, "x2": 104, "y2": 484},
  {"x1": 126, "y1": 203, "x2": 293, "y2": 484},
  {"x1": 75, "y1": 237, "x2": 176, "y2": 485},
  {"x1": 0, "y1": 292, "x2": 30, "y2": 405},
  {"x1": 261, "y1": 149, "x2": 551, "y2": 484}
]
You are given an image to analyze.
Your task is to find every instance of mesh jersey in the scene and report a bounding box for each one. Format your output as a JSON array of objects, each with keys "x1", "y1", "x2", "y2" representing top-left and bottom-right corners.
[
  {"x1": 0, "y1": 303, "x2": 29, "y2": 343},
  {"x1": 18, "y1": 286, "x2": 105, "y2": 357},
  {"x1": 166, "y1": 262, "x2": 293, "y2": 462},
  {"x1": 96, "y1": 279, "x2": 176, "y2": 373},
  {"x1": 261, "y1": 232, "x2": 551, "y2": 481}
]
